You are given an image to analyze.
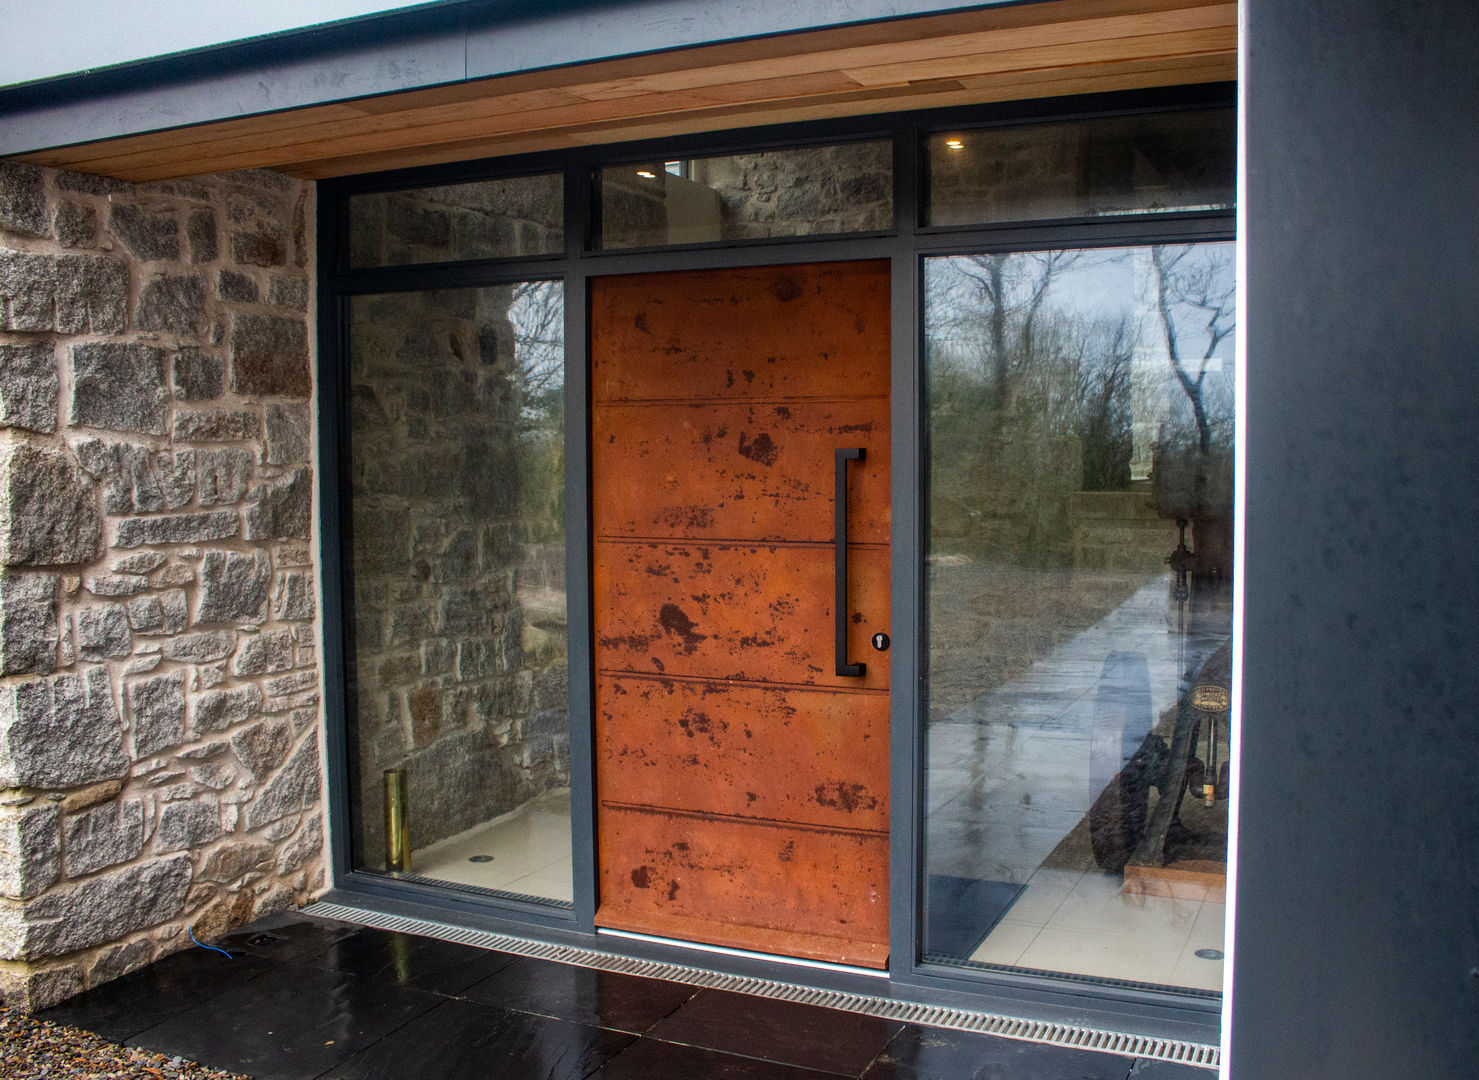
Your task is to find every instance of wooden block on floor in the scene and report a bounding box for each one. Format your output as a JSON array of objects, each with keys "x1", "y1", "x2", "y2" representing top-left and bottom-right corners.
[{"x1": 1122, "y1": 861, "x2": 1226, "y2": 902}]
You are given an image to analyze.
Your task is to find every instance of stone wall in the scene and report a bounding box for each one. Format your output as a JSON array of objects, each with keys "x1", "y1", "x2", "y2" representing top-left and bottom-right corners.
[{"x1": 0, "y1": 162, "x2": 324, "y2": 1009}]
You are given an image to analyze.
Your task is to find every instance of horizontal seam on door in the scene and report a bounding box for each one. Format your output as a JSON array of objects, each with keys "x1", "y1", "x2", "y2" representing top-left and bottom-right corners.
[
  {"x1": 596, "y1": 668, "x2": 889, "y2": 694},
  {"x1": 593, "y1": 395, "x2": 889, "y2": 407},
  {"x1": 599, "y1": 800, "x2": 889, "y2": 838},
  {"x1": 595, "y1": 535, "x2": 888, "y2": 549}
]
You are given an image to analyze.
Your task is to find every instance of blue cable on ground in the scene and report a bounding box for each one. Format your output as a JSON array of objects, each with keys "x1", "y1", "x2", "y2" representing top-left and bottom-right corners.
[{"x1": 188, "y1": 926, "x2": 233, "y2": 959}]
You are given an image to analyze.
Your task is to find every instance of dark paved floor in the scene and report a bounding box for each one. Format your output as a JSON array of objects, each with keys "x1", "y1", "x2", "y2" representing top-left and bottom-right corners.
[{"x1": 40, "y1": 912, "x2": 1209, "y2": 1080}]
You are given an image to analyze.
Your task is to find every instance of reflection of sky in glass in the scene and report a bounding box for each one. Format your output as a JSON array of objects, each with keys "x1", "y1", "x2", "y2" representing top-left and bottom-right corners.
[
  {"x1": 928, "y1": 244, "x2": 1234, "y2": 359},
  {"x1": 926, "y1": 243, "x2": 1236, "y2": 426}
]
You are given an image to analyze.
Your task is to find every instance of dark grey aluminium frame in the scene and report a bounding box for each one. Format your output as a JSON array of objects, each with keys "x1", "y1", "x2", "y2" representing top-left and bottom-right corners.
[{"x1": 315, "y1": 81, "x2": 1235, "y2": 1044}]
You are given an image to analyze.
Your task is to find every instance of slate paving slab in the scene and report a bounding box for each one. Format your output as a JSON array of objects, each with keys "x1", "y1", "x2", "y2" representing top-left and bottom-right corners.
[{"x1": 20, "y1": 912, "x2": 1214, "y2": 1080}]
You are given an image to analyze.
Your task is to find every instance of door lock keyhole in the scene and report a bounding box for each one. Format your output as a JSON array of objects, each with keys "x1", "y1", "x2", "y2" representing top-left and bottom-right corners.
[{"x1": 871, "y1": 632, "x2": 890, "y2": 652}]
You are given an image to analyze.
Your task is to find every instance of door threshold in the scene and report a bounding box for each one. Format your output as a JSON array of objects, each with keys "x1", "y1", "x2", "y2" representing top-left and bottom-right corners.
[
  {"x1": 595, "y1": 926, "x2": 889, "y2": 979},
  {"x1": 303, "y1": 897, "x2": 1220, "y2": 1071}
]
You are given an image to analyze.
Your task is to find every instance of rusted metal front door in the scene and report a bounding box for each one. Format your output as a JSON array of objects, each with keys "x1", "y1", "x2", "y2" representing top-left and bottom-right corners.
[{"x1": 590, "y1": 260, "x2": 891, "y2": 969}]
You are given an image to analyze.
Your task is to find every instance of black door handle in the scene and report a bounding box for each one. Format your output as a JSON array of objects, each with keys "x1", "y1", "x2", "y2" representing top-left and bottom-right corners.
[{"x1": 835, "y1": 448, "x2": 865, "y2": 678}]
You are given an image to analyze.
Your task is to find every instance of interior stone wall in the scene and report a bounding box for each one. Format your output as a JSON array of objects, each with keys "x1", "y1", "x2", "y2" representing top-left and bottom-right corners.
[
  {"x1": 348, "y1": 284, "x2": 570, "y2": 870},
  {"x1": 0, "y1": 161, "x2": 324, "y2": 1010}
]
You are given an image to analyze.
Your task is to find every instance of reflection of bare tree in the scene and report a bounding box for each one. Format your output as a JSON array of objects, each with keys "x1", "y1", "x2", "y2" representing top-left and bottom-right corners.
[
  {"x1": 1150, "y1": 246, "x2": 1235, "y2": 455},
  {"x1": 951, "y1": 251, "x2": 1081, "y2": 408},
  {"x1": 510, "y1": 281, "x2": 565, "y2": 408}
]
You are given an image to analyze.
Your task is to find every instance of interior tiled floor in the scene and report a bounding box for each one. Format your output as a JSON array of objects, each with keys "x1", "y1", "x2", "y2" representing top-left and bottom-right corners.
[
  {"x1": 929, "y1": 575, "x2": 1229, "y2": 991},
  {"x1": 412, "y1": 787, "x2": 574, "y2": 903},
  {"x1": 39, "y1": 911, "x2": 1212, "y2": 1080}
]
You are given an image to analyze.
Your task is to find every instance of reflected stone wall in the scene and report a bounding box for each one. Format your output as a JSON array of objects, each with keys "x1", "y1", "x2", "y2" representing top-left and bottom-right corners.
[{"x1": 348, "y1": 286, "x2": 568, "y2": 870}]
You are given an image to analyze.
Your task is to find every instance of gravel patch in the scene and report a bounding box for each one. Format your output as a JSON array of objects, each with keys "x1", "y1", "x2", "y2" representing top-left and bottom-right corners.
[{"x1": 0, "y1": 1008, "x2": 250, "y2": 1080}]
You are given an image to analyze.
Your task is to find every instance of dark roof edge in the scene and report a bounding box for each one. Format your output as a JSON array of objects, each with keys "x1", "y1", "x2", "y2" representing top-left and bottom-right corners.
[{"x1": 0, "y1": 0, "x2": 1015, "y2": 158}]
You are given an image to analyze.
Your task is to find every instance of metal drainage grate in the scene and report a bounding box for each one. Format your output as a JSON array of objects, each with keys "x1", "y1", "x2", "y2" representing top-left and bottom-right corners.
[{"x1": 303, "y1": 900, "x2": 1220, "y2": 1072}]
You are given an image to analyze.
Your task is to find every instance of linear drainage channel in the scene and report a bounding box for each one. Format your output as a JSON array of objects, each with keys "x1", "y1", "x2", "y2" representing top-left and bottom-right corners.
[{"x1": 303, "y1": 900, "x2": 1220, "y2": 1071}]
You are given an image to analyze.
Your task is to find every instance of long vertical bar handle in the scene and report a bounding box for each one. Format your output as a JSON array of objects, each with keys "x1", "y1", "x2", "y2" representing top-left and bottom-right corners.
[{"x1": 835, "y1": 447, "x2": 866, "y2": 678}]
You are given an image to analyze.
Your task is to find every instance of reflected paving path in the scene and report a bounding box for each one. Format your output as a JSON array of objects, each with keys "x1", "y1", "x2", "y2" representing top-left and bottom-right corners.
[{"x1": 926, "y1": 573, "x2": 1225, "y2": 883}]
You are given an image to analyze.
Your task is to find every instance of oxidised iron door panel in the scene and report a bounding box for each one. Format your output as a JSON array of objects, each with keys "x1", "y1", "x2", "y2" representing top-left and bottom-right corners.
[{"x1": 591, "y1": 261, "x2": 891, "y2": 968}]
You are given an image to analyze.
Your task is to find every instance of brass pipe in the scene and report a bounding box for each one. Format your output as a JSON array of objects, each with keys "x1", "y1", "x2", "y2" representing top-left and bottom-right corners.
[{"x1": 383, "y1": 768, "x2": 411, "y2": 872}]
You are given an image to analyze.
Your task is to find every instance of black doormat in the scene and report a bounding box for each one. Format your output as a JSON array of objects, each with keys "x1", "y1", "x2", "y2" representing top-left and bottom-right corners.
[{"x1": 924, "y1": 875, "x2": 1027, "y2": 960}]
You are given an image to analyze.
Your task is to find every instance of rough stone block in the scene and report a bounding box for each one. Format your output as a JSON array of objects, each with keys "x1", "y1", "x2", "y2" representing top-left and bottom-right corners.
[
  {"x1": 75, "y1": 440, "x2": 164, "y2": 515},
  {"x1": 173, "y1": 349, "x2": 224, "y2": 401},
  {"x1": 228, "y1": 190, "x2": 289, "y2": 267},
  {"x1": 87, "y1": 938, "x2": 154, "y2": 987},
  {"x1": 59, "y1": 780, "x2": 124, "y2": 814},
  {"x1": 0, "y1": 342, "x2": 57, "y2": 433},
  {"x1": 0, "y1": 802, "x2": 58, "y2": 900},
  {"x1": 216, "y1": 269, "x2": 258, "y2": 303},
  {"x1": 115, "y1": 510, "x2": 238, "y2": 548},
  {"x1": 230, "y1": 720, "x2": 293, "y2": 782},
  {"x1": 0, "y1": 251, "x2": 57, "y2": 330},
  {"x1": 0, "y1": 667, "x2": 128, "y2": 788},
  {"x1": 0, "y1": 573, "x2": 57, "y2": 675},
  {"x1": 84, "y1": 573, "x2": 149, "y2": 598},
  {"x1": 0, "y1": 162, "x2": 49, "y2": 238},
  {"x1": 0, "y1": 445, "x2": 103, "y2": 566},
  {"x1": 0, "y1": 965, "x2": 82, "y2": 1011},
  {"x1": 277, "y1": 814, "x2": 322, "y2": 875},
  {"x1": 243, "y1": 735, "x2": 320, "y2": 830},
  {"x1": 263, "y1": 670, "x2": 315, "y2": 697},
  {"x1": 76, "y1": 605, "x2": 130, "y2": 661},
  {"x1": 135, "y1": 272, "x2": 207, "y2": 333},
  {"x1": 62, "y1": 799, "x2": 144, "y2": 878},
  {"x1": 160, "y1": 630, "x2": 234, "y2": 664},
  {"x1": 54, "y1": 202, "x2": 99, "y2": 248},
  {"x1": 19, "y1": 854, "x2": 191, "y2": 958},
  {"x1": 186, "y1": 207, "x2": 217, "y2": 263},
  {"x1": 232, "y1": 628, "x2": 294, "y2": 675},
  {"x1": 172, "y1": 408, "x2": 260, "y2": 442},
  {"x1": 229, "y1": 314, "x2": 310, "y2": 397},
  {"x1": 108, "y1": 205, "x2": 179, "y2": 260},
  {"x1": 154, "y1": 800, "x2": 221, "y2": 852},
  {"x1": 264, "y1": 402, "x2": 310, "y2": 464},
  {"x1": 267, "y1": 275, "x2": 308, "y2": 311},
  {"x1": 55, "y1": 172, "x2": 127, "y2": 196},
  {"x1": 159, "y1": 590, "x2": 188, "y2": 634},
  {"x1": 196, "y1": 449, "x2": 254, "y2": 506},
  {"x1": 128, "y1": 670, "x2": 187, "y2": 756},
  {"x1": 274, "y1": 571, "x2": 315, "y2": 622},
  {"x1": 187, "y1": 761, "x2": 238, "y2": 791},
  {"x1": 112, "y1": 553, "x2": 165, "y2": 575},
  {"x1": 197, "y1": 841, "x2": 272, "y2": 884},
  {"x1": 192, "y1": 684, "x2": 262, "y2": 733},
  {"x1": 157, "y1": 452, "x2": 197, "y2": 509},
  {"x1": 125, "y1": 595, "x2": 164, "y2": 632},
  {"x1": 244, "y1": 468, "x2": 311, "y2": 541},
  {"x1": 70, "y1": 343, "x2": 169, "y2": 435},
  {"x1": 197, "y1": 551, "x2": 271, "y2": 624},
  {"x1": 55, "y1": 254, "x2": 128, "y2": 334}
]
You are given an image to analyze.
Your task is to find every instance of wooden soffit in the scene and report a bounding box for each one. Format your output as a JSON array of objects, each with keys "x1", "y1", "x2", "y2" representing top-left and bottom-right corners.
[{"x1": 18, "y1": 0, "x2": 1235, "y2": 181}]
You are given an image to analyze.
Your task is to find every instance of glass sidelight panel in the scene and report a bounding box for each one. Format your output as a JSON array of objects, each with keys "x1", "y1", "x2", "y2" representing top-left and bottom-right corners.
[
  {"x1": 599, "y1": 140, "x2": 893, "y2": 249},
  {"x1": 345, "y1": 281, "x2": 572, "y2": 904},
  {"x1": 922, "y1": 243, "x2": 1235, "y2": 992}
]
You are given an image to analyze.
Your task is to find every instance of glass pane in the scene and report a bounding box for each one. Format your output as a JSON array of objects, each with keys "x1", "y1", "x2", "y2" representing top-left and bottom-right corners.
[
  {"x1": 922, "y1": 244, "x2": 1235, "y2": 993},
  {"x1": 600, "y1": 141, "x2": 893, "y2": 249},
  {"x1": 346, "y1": 282, "x2": 571, "y2": 905},
  {"x1": 927, "y1": 109, "x2": 1234, "y2": 226},
  {"x1": 348, "y1": 174, "x2": 563, "y2": 267}
]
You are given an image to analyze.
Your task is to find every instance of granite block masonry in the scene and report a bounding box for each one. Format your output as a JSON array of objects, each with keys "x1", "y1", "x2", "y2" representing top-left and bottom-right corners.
[{"x1": 0, "y1": 161, "x2": 324, "y2": 1011}]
